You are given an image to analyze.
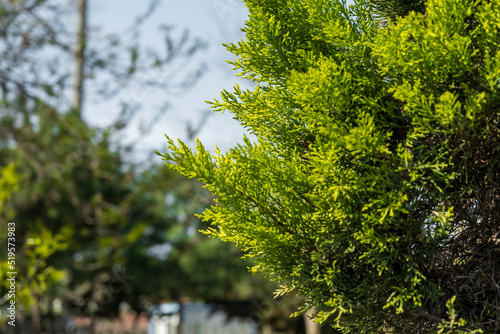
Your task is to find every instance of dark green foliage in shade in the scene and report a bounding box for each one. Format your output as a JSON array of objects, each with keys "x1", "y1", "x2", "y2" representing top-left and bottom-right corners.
[
  {"x1": 161, "y1": 0, "x2": 500, "y2": 333},
  {"x1": 369, "y1": 0, "x2": 426, "y2": 20}
]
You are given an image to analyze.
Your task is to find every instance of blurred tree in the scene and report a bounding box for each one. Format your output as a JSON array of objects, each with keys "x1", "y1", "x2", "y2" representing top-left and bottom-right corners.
[
  {"x1": 0, "y1": 99, "x2": 145, "y2": 331},
  {"x1": 0, "y1": 0, "x2": 205, "y2": 332},
  {"x1": 0, "y1": 2, "x2": 288, "y2": 334}
]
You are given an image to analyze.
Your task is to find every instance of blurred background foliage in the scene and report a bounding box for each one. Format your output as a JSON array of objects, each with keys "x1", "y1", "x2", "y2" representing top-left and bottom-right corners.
[{"x1": 0, "y1": 1, "x2": 299, "y2": 333}]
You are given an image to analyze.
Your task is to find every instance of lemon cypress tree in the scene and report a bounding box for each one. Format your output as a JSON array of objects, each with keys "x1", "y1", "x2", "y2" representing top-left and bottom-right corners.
[{"x1": 161, "y1": 0, "x2": 500, "y2": 332}]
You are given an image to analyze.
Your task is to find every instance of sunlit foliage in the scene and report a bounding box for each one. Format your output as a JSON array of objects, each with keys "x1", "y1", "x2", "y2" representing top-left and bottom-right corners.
[{"x1": 163, "y1": 0, "x2": 500, "y2": 332}]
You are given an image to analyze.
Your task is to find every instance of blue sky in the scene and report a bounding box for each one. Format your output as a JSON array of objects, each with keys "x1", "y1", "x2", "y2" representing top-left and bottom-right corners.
[{"x1": 85, "y1": 0, "x2": 251, "y2": 161}]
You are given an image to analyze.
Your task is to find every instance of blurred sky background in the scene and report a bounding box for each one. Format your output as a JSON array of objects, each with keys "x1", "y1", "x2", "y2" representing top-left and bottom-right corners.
[{"x1": 84, "y1": 0, "x2": 251, "y2": 162}]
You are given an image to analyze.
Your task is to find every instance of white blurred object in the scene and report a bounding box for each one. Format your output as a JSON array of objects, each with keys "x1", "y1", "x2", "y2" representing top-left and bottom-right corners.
[{"x1": 148, "y1": 303, "x2": 181, "y2": 334}]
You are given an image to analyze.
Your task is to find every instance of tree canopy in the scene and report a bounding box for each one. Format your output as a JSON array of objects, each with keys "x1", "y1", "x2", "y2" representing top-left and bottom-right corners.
[{"x1": 162, "y1": 0, "x2": 500, "y2": 332}]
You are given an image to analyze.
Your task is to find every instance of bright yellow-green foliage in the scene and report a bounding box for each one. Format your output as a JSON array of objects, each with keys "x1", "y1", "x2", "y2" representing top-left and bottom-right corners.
[
  {"x1": 0, "y1": 164, "x2": 68, "y2": 311},
  {"x1": 0, "y1": 163, "x2": 19, "y2": 219},
  {"x1": 162, "y1": 0, "x2": 500, "y2": 332}
]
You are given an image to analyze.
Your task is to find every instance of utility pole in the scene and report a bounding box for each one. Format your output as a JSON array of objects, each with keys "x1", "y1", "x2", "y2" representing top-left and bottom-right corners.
[{"x1": 73, "y1": 0, "x2": 87, "y2": 118}]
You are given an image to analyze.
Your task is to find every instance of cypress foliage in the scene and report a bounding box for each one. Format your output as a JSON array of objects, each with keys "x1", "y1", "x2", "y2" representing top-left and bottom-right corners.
[{"x1": 161, "y1": 0, "x2": 500, "y2": 332}]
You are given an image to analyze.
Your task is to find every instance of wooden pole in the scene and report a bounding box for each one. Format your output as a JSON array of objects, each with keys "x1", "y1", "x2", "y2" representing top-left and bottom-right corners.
[
  {"x1": 72, "y1": 0, "x2": 87, "y2": 118},
  {"x1": 305, "y1": 308, "x2": 321, "y2": 334}
]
